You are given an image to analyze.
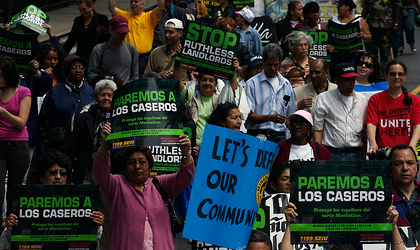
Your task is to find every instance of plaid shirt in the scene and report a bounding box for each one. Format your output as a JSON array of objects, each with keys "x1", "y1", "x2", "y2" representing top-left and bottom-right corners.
[{"x1": 312, "y1": 88, "x2": 368, "y2": 148}]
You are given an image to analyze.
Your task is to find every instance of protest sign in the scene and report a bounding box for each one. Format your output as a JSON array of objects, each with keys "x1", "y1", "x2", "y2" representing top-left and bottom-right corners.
[
  {"x1": 105, "y1": 78, "x2": 189, "y2": 175},
  {"x1": 254, "y1": 193, "x2": 289, "y2": 249},
  {"x1": 193, "y1": 241, "x2": 232, "y2": 250},
  {"x1": 251, "y1": 16, "x2": 279, "y2": 46},
  {"x1": 233, "y1": 0, "x2": 254, "y2": 10},
  {"x1": 6, "y1": 5, "x2": 49, "y2": 35},
  {"x1": 183, "y1": 124, "x2": 279, "y2": 249},
  {"x1": 11, "y1": 185, "x2": 99, "y2": 250},
  {"x1": 0, "y1": 28, "x2": 39, "y2": 72},
  {"x1": 254, "y1": 193, "x2": 323, "y2": 250},
  {"x1": 265, "y1": 0, "x2": 363, "y2": 23},
  {"x1": 202, "y1": 0, "x2": 220, "y2": 11},
  {"x1": 291, "y1": 29, "x2": 330, "y2": 61},
  {"x1": 328, "y1": 20, "x2": 363, "y2": 52},
  {"x1": 176, "y1": 22, "x2": 239, "y2": 80},
  {"x1": 290, "y1": 161, "x2": 392, "y2": 245}
]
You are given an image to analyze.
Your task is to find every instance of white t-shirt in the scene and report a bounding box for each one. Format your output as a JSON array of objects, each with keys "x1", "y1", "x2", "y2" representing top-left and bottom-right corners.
[
  {"x1": 289, "y1": 143, "x2": 315, "y2": 161},
  {"x1": 267, "y1": 76, "x2": 280, "y2": 92},
  {"x1": 341, "y1": 94, "x2": 354, "y2": 112}
]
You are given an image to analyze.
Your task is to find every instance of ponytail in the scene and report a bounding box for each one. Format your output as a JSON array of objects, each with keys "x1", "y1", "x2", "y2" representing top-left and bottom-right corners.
[{"x1": 402, "y1": 86, "x2": 412, "y2": 106}]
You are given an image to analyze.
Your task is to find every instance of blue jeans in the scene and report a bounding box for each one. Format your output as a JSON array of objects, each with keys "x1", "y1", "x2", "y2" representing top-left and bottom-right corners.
[
  {"x1": 329, "y1": 151, "x2": 361, "y2": 161},
  {"x1": 398, "y1": 8, "x2": 416, "y2": 50}
]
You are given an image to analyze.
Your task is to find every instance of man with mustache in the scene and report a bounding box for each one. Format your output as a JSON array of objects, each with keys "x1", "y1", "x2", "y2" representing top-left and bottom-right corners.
[{"x1": 245, "y1": 43, "x2": 295, "y2": 143}]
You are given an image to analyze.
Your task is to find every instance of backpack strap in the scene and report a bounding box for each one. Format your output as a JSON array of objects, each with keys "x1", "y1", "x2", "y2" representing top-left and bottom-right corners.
[
  {"x1": 152, "y1": 177, "x2": 171, "y2": 203},
  {"x1": 99, "y1": 42, "x2": 106, "y2": 67},
  {"x1": 124, "y1": 42, "x2": 135, "y2": 61}
]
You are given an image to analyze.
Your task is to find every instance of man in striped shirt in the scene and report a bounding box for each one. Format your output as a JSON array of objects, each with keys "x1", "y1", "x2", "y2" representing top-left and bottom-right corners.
[{"x1": 245, "y1": 43, "x2": 295, "y2": 143}]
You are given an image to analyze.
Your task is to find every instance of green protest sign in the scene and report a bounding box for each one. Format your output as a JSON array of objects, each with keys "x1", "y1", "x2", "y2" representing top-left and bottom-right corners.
[
  {"x1": 291, "y1": 29, "x2": 330, "y2": 61},
  {"x1": 0, "y1": 28, "x2": 38, "y2": 72},
  {"x1": 12, "y1": 185, "x2": 99, "y2": 250},
  {"x1": 176, "y1": 22, "x2": 239, "y2": 80},
  {"x1": 6, "y1": 5, "x2": 49, "y2": 35},
  {"x1": 290, "y1": 161, "x2": 392, "y2": 245},
  {"x1": 106, "y1": 78, "x2": 189, "y2": 174},
  {"x1": 233, "y1": 1, "x2": 254, "y2": 10},
  {"x1": 328, "y1": 20, "x2": 363, "y2": 52}
]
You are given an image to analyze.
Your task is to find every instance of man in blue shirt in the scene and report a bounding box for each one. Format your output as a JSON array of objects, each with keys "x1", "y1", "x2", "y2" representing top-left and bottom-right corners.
[{"x1": 245, "y1": 43, "x2": 295, "y2": 142}]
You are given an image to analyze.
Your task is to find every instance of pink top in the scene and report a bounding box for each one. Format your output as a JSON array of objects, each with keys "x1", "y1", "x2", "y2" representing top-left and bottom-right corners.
[
  {"x1": 93, "y1": 152, "x2": 194, "y2": 250},
  {"x1": 0, "y1": 86, "x2": 31, "y2": 141}
]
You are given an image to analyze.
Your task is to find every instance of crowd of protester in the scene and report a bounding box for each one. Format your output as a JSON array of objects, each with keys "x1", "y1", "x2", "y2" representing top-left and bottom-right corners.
[{"x1": 1, "y1": 0, "x2": 420, "y2": 248}]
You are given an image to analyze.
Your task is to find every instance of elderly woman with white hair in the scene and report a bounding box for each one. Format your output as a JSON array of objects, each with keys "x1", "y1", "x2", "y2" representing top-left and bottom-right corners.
[
  {"x1": 67, "y1": 77, "x2": 118, "y2": 184},
  {"x1": 280, "y1": 31, "x2": 315, "y2": 88}
]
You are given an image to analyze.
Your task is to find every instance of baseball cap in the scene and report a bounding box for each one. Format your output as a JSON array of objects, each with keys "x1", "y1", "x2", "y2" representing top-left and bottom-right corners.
[
  {"x1": 109, "y1": 16, "x2": 130, "y2": 33},
  {"x1": 250, "y1": 55, "x2": 262, "y2": 67},
  {"x1": 335, "y1": 63, "x2": 360, "y2": 78},
  {"x1": 165, "y1": 18, "x2": 184, "y2": 30},
  {"x1": 288, "y1": 110, "x2": 313, "y2": 126},
  {"x1": 235, "y1": 7, "x2": 255, "y2": 23}
]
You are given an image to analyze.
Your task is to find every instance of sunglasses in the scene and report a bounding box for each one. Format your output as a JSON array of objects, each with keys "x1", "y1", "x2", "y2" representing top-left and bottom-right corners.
[
  {"x1": 356, "y1": 61, "x2": 373, "y2": 68},
  {"x1": 48, "y1": 170, "x2": 67, "y2": 176}
]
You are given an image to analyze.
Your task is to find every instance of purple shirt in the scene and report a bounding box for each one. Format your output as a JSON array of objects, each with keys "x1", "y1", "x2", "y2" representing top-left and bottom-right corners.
[{"x1": 93, "y1": 152, "x2": 194, "y2": 250}]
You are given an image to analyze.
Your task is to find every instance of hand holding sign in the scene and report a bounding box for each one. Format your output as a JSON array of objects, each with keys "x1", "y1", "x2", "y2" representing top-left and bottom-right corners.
[
  {"x1": 99, "y1": 122, "x2": 111, "y2": 156},
  {"x1": 285, "y1": 202, "x2": 298, "y2": 223},
  {"x1": 6, "y1": 213, "x2": 18, "y2": 231},
  {"x1": 90, "y1": 211, "x2": 105, "y2": 226},
  {"x1": 179, "y1": 134, "x2": 192, "y2": 164}
]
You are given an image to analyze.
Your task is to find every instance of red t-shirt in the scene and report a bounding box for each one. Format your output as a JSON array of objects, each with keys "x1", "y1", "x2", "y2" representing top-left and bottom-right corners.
[{"x1": 366, "y1": 90, "x2": 420, "y2": 148}]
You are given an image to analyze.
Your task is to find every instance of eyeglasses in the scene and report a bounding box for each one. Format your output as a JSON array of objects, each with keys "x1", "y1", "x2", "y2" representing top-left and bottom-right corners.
[
  {"x1": 70, "y1": 66, "x2": 85, "y2": 71},
  {"x1": 290, "y1": 121, "x2": 310, "y2": 127},
  {"x1": 356, "y1": 61, "x2": 373, "y2": 68},
  {"x1": 389, "y1": 72, "x2": 405, "y2": 77},
  {"x1": 128, "y1": 160, "x2": 148, "y2": 167},
  {"x1": 48, "y1": 170, "x2": 67, "y2": 176}
]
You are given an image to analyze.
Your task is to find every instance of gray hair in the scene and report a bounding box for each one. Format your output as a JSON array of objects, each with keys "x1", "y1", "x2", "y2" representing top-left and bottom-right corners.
[
  {"x1": 262, "y1": 43, "x2": 283, "y2": 62},
  {"x1": 284, "y1": 31, "x2": 313, "y2": 52},
  {"x1": 94, "y1": 79, "x2": 117, "y2": 94}
]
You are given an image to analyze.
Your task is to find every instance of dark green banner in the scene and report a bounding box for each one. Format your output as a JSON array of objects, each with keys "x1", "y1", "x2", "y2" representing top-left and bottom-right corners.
[
  {"x1": 11, "y1": 185, "x2": 99, "y2": 250},
  {"x1": 292, "y1": 29, "x2": 330, "y2": 62},
  {"x1": 233, "y1": 1, "x2": 254, "y2": 10},
  {"x1": 0, "y1": 28, "x2": 38, "y2": 72},
  {"x1": 106, "y1": 78, "x2": 189, "y2": 174},
  {"x1": 176, "y1": 22, "x2": 239, "y2": 80},
  {"x1": 327, "y1": 20, "x2": 363, "y2": 52},
  {"x1": 6, "y1": 5, "x2": 49, "y2": 35},
  {"x1": 290, "y1": 161, "x2": 392, "y2": 245}
]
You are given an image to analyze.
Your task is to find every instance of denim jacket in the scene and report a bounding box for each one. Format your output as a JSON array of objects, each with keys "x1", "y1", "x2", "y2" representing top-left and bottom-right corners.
[{"x1": 235, "y1": 26, "x2": 262, "y2": 56}]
